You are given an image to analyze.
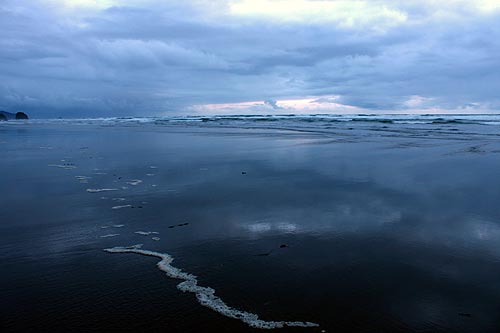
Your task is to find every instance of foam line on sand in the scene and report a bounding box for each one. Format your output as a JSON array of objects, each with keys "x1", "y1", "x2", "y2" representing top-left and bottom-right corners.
[
  {"x1": 134, "y1": 231, "x2": 159, "y2": 235},
  {"x1": 100, "y1": 234, "x2": 120, "y2": 238},
  {"x1": 112, "y1": 205, "x2": 132, "y2": 210},
  {"x1": 126, "y1": 179, "x2": 142, "y2": 186},
  {"x1": 104, "y1": 244, "x2": 319, "y2": 330},
  {"x1": 87, "y1": 188, "x2": 118, "y2": 193},
  {"x1": 48, "y1": 164, "x2": 76, "y2": 170}
]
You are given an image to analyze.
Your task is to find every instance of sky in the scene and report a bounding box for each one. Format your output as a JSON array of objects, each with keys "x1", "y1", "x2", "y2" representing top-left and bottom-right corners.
[{"x1": 1, "y1": 0, "x2": 500, "y2": 117}]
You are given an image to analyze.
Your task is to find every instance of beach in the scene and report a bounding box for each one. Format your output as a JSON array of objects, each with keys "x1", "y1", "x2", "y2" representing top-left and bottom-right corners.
[{"x1": 2, "y1": 115, "x2": 500, "y2": 332}]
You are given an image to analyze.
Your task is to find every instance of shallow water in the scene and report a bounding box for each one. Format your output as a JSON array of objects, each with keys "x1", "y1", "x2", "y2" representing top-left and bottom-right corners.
[{"x1": 2, "y1": 119, "x2": 500, "y2": 332}]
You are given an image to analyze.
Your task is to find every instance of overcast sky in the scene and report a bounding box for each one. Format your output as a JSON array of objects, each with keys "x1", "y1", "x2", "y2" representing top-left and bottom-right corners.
[{"x1": 1, "y1": 0, "x2": 500, "y2": 117}]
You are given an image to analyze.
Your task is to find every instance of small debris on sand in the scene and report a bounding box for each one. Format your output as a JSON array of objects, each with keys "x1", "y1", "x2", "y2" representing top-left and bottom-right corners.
[
  {"x1": 169, "y1": 222, "x2": 189, "y2": 229},
  {"x1": 255, "y1": 252, "x2": 272, "y2": 257},
  {"x1": 465, "y1": 146, "x2": 485, "y2": 154},
  {"x1": 255, "y1": 244, "x2": 289, "y2": 257}
]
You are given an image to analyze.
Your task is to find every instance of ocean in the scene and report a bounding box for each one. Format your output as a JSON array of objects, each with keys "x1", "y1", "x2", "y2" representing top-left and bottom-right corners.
[{"x1": 2, "y1": 114, "x2": 500, "y2": 332}]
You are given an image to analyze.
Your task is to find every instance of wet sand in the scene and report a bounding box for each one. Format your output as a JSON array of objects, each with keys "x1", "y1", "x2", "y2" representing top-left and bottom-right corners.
[{"x1": 2, "y1": 118, "x2": 500, "y2": 332}]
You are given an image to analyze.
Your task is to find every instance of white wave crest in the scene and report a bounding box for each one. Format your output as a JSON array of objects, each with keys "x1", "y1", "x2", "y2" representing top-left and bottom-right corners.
[{"x1": 104, "y1": 245, "x2": 319, "y2": 330}]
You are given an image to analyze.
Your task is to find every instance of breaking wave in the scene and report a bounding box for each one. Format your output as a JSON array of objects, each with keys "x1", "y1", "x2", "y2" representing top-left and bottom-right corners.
[{"x1": 18, "y1": 114, "x2": 500, "y2": 128}]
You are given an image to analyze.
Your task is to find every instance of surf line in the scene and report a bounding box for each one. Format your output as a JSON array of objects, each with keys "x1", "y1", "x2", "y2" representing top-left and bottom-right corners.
[{"x1": 104, "y1": 244, "x2": 319, "y2": 330}]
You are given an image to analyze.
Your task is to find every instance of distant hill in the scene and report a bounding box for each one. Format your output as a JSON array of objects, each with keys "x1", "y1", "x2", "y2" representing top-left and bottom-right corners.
[
  {"x1": 16, "y1": 112, "x2": 29, "y2": 120},
  {"x1": 0, "y1": 111, "x2": 15, "y2": 120},
  {"x1": 0, "y1": 111, "x2": 29, "y2": 120}
]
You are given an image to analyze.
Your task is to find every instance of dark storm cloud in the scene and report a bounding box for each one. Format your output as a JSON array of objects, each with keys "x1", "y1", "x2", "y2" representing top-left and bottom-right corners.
[{"x1": 0, "y1": 0, "x2": 500, "y2": 117}]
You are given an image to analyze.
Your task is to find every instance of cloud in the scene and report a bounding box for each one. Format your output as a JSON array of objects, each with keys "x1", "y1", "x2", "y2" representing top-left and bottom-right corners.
[
  {"x1": 0, "y1": 0, "x2": 500, "y2": 116},
  {"x1": 264, "y1": 99, "x2": 282, "y2": 110},
  {"x1": 229, "y1": 0, "x2": 408, "y2": 31},
  {"x1": 191, "y1": 96, "x2": 363, "y2": 114}
]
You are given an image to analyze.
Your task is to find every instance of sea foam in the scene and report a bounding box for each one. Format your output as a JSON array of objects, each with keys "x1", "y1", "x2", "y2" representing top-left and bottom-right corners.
[
  {"x1": 112, "y1": 204, "x2": 132, "y2": 210},
  {"x1": 100, "y1": 234, "x2": 120, "y2": 238},
  {"x1": 134, "y1": 231, "x2": 159, "y2": 235},
  {"x1": 75, "y1": 176, "x2": 92, "y2": 183},
  {"x1": 48, "y1": 164, "x2": 77, "y2": 170},
  {"x1": 104, "y1": 244, "x2": 319, "y2": 330},
  {"x1": 87, "y1": 188, "x2": 118, "y2": 193}
]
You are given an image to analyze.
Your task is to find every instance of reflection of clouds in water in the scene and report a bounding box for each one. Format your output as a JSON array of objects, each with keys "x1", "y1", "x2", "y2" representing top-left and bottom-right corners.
[
  {"x1": 240, "y1": 201, "x2": 402, "y2": 237},
  {"x1": 236, "y1": 206, "x2": 500, "y2": 261},
  {"x1": 469, "y1": 218, "x2": 500, "y2": 241},
  {"x1": 331, "y1": 202, "x2": 402, "y2": 227},
  {"x1": 247, "y1": 223, "x2": 272, "y2": 233},
  {"x1": 277, "y1": 222, "x2": 298, "y2": 232},
  {"x1": 13, "y1": 124, "x2": 500, "y2": 263},
  {"x1": 430, "y1": 217, "x2": 500, "y2": 259},
  {"x1": 245, "y1": 221, "x2": 298, "y2": 233}
]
